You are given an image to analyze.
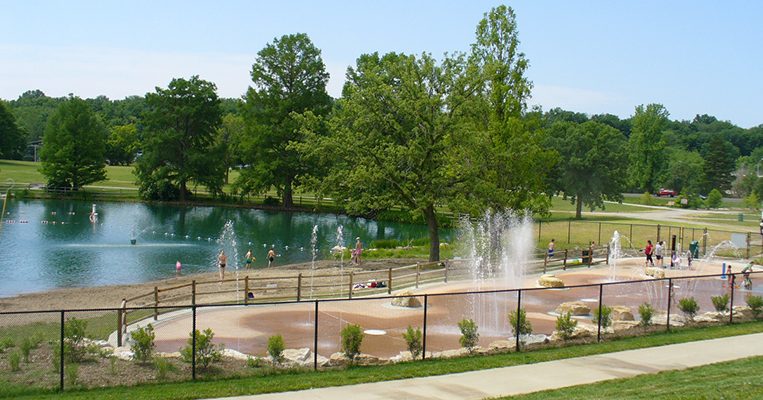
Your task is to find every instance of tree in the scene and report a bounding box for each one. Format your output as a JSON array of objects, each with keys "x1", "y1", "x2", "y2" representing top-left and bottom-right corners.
[
  {"x1": 40, "y1": 97, "x2": 107, "y2": 190},
  {"x1": 0, "y1": 101, "x2": 26, "y2": 159},
  {"x1": 701, "y1": 135, "x2": 738, "y2": 193},
  {"x1": 136, "y1": 76, "x2": 225, "y2": 201},
  {"x1": 237, "y1": 33, "x2": 332, "y2": 207},
  {"x1": 628, "y1": 104, "x2": 669, "y2": 193},
  {"x1": 105, "y1": 123, "x2": 139, "y2": 165},
  {"x1": 657, "y1": 148, "x2": 705, "y2": 194},
  {"x1": 547, "y1": 121, "x2": 628, "y2": 218},
  {"x1": 217, "y1": 113, "x2": 246, "y2": 184}
]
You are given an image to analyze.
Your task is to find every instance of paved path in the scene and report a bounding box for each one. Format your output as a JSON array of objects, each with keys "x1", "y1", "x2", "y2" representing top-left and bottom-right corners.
[{"x1": 209, "y1": 332, "x2": 763, "y2": 400}]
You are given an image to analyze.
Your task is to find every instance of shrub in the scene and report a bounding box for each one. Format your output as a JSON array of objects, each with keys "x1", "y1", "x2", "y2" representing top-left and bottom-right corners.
[
  {"x1": 555, "y1": 312, "x2": 577, "y2": 340},
  {"x1": 711, "y1": 294, "x2": 730, "y2": 313},
  {"x1": 370, "y1": 239, "x2": 400, "y2": 249},
  {"x1": 508, "y1": 308, "x2": 533, "y2": 337},
  {"x1": 9, "y1": 350, "x2": 20, "y2": 372},
  {"x1": 63, "y1": 317, "x2": 88, "y2": 362},
  {"x1": 678, "y1": 297, "x2": 700, "y2": 322},
  {"x1": 246, "y1": 356, "x2": 264, "y2": 369},
  {"x1": 0, "y1": 337, "x2": 14, "y2": 353},
  {"x1": 20, "y1": 337, "x2": 33, "y2": 363},
  {"x1": 706, "y1": 189, "x2": 723, "y2": 209},
  {"x1": 65, "y1": 363, "x2": 79, "y2": 387},
  {"x1": 52, "y1": 342, "x2": 61, "y2": 373},
  {"x1": 130, "y1": 324, "x2": 156, "y2": 364},
  {"x1": 340, "y1": 324, "x2": 364, "y2": 362},
  {"x1": 745, "y1": 192, "x2": 760, "y2": 211},
  {"x1": 402, "y1": 326, "x2": 423, "y2": 359},
  {"x1": 267, "y1": 335, "x2": 285, "y2": 365},
  {"x1": 594, "y1": 305, "x2": 613, "y2": 329},
  {"x1": 180, "y1": 328, "x2": 223, "y2": 370},
  {"x1": 153, "y1": 357, "x2": 175, "y2": 381},
  {"x1": 638, "y1": 303, "x2": 654, "y2": 327},
  {"x1": 109, "y1": 356, "x2": 118, "y2": 376},
  {"x1": 747, "y1": 295, "x2": 763, "y2": 319},
  {"x1": 640, "y1": 191, "x2": 654, "y2": 206},
  {"x1": 458, "y1": 319, "x2": 479, "y2": 353}
]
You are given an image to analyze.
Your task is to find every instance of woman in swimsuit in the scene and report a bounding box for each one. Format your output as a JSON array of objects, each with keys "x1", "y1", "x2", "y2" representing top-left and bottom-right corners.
[
  {"x1": 218, "y1": 250, "x2": 227, "y2": 280},
  {"x1": 245, "y1": 249, "x2": 254, "y2": 269},
  {"x1": 267, "y1": 249, "x2": 276, "y2": 267}
]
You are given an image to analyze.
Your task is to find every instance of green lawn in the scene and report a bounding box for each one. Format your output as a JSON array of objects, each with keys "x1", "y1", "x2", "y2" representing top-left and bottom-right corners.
[
  {"x1": 503, "y1": 356, "x2": 763, "y2": 399},
  {"x1": 4, "y1": 321, "x2": 762, "y2": 399}
]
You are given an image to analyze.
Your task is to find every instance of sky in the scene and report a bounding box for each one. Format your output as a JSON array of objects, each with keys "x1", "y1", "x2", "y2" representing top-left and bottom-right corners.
[{"x1": 1, "y1": 1, "x2": 761, "y2": 127}]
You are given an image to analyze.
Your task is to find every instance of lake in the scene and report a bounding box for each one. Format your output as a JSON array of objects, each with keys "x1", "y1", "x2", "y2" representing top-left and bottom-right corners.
[{"x1": 0, "y1": 199, "x2": 449, "y2": 297}]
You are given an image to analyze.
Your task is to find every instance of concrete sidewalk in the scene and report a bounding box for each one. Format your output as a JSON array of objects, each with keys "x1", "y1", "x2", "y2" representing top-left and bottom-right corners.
[{"x1": 210, "y1": 333, "x2": 763, "y2": 400}]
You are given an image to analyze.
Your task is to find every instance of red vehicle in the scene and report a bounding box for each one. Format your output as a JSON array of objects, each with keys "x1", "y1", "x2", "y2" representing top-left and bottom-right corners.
[{"x1": 657, "y1": 188, "x2": 677, "y2": 197}]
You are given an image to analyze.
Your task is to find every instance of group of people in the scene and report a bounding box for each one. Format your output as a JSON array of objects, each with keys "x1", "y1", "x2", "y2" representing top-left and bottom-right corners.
[{"x1": 643, "y1": 240, "x2": 691, "y2": 269}]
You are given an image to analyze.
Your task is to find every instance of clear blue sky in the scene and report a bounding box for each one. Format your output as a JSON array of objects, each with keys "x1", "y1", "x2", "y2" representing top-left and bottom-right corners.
[{"x1": 1, "y1": 1, "x2": 761, "y2": 127}]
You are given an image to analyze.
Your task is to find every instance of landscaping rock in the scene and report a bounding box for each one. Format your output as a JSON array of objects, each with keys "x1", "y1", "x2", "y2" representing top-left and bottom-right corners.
[
  {"x1": 612, "y1": 321, "x2": 640, "y2": 332},
  {"x1": 282, "y1": 348, "x2": 311, "y2": 363},
  {"x1": 538, "y1": 274, "x2": 564, "y2": 288},
  {"x1": 434, "y1": 348, "x2": 472, "y2": 359},
  {"x1": 221, "y1": 348, "x2": 251, "y2": 361},
  {"x1": 112, "y1": 346, "x2": 134, "y2": 361},
  {"x1": 645, "y1": 267, "x2": 665, "y2": 279},
  {"x1": 611, "y1": 306, "x2": 635, "y2": 321},
  {"x1": 391, "y1": 291, "x2": 422, "y2": 308},
  {"x1": 732, "y1": 306, "x2": 754, "y2": 321},
  {"x1": 488, "y1": 340, "x2": 514, "y2": 351},
  {"x1": 555, "y1": 301, "x2": 591, "y2": 316},
  {"x1": 157, "y1": 351, "x2": 181, "y2": 359}
]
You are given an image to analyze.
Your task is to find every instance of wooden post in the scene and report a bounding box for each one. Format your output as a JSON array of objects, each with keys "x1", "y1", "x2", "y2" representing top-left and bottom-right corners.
[
  {"x1": 415, "y1": 262, "x2": 420, "y2": 288},
  {"x1": 191, "y1": 280, "x2": 196, "y2": 306},
  {"x1": 538, "y1": 221, "x2": 542, "y2": 242},
  {"x1": 746, "y1": 232, "x2": 751, "y2": 259},
  {"x1": 597, "y1": 222, "x2": 602, "y2": 246},
  {"x1": 702, "y1": 228, "x2": 708, "y2": 256},
  {"x1": 153, "y1": 286, "x2": 159, "y2": 321},
  {"x1": 629, "y1": 224, "x2": 633, "y2": 246},
  {"x1": 348, "y1": 272, "x2": 354, "y2": 299},
  {"x1": 543, "y1": 254, "x2": 548, "y2": 274},
  {"x1": 117, "y1": 302, "x2": 124, "y2": 347},
  {"x1": 244, "y1": 276, "x2": 250, "y2": 305},
  {"x1": 563, "y1": 249, "x2": 568, "y2": 270},
  {"x1": 657, "y1": 224, "x2": 661, "y2": 242},
  {"x1": 587, "y1": 245, "x2": 593, "y2": 267},
  {"x1": 606, "y1": 244, "x2": 610, "y2": 264},
  {"x1": 297, "y1": 273, "x2": 302, "y2": 301},
  {"x1": 388, "y1": 268, "x2": 393, "y2": 294},
  {"x1": 443, "y1": 261, "x2": 448, "y2": 283},
  {"x1": 567, "y1": 220, "x2": 571, "y2": 244}
]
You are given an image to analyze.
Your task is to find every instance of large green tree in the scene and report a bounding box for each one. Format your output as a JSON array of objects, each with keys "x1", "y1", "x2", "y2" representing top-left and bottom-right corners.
[
  {"x1": 547, "y1": 121, "x2": 628, "y2": 218},
  {"x1": 628, "y1": 103, "x2": 669, "y2": 192},
  {"x1": 105, "y1": 123, "x2": 139, "y2": 165},
  {"x1": 238, "y1": 33, "x2": 332, "y2": 207},
  {"x1": 0, "y1": 101, "x2": 26, "y2": 159},
  {"x1": 701, "y1": 135, "x2": 738, "y2": 193},
  {"x1": 39, "y1": 97, "x2": 107, "y2": 190},
  {"x1": 657, "y1": 148, "x2": 705, "y2": 195},
  {"x1": 136, "y1": 76, "x2": 225, "y2": 201}
]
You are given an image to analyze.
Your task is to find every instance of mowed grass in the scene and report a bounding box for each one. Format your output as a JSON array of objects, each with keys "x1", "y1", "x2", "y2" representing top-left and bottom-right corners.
[{"x1": 503, "y1": 356, "x2": 763, "y2": 400}]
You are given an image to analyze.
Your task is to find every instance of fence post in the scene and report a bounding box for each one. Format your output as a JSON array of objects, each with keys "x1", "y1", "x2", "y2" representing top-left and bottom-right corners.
[
  {"x1": 314, "y1": 300, "x2": 319, "y2": 370},
  {"x1": 515, "y1": 290, "x2": 522, "y2": 352},
  {"x1": 746, "y1": 233, "x2": 751, "y2": 259},
  {"x1": 629, "y1": 224, "x2": 633, "y2": 246},
  {"x1": 192, "y1": 305, "x2": 197, "y2": 380},
  {"x1": 244, "y1": 276, "x2": 250, "y2": 305},
  {"x1": 153, "y1": 286, "x2": 159, "y2": 321},
  {"x1": 543, "y1": 254, "x2": 548, "y2": 274},
  {"x1": 538, "y1": 221, "x2": 542, "y2": 242},
  {"x1": 191, "y1": 280, "x2": 196, "y2": 306},
  {"x1": 388, "y1": 268, "x2": 393, "y2": 294},
  {"x1": 422, "y1": 294, "x2": 428, "y2": 360},
  {"x1": 598, "y1": 222, "x2": 602, "y2": 246},
  {"x1": 297, "y1": 273, "x2": 302, "y2": 301},
  {"x1": 443, "y1": 261, "x2": 449, "y2": 283},
  {"x1": 117, "y1": 299, "x2": 124, "y2": 347},
  {"x1": 563, "y1": 249, "x2": 568, "y2": 270},
  {"x1": 416, "y1": 263, "x2": 420, "y2": 288},
  {"x1": 567, "y1": 220, "x2": 571, "y2": 244},
  {"x1": 597, "y1": 284, "x2": 604, "y2": 342},
  {"x1": 588, "y1": 245, "x2": 593, "y2": 267},
  {"x1": 657, "y1": 224, "x2": 661, "y2": 243},
  {"x1": 666, "y1": 278, "x2": 673, "y2": 331},
  {"x1": 702, "y1": 228, "x2": 708, "y2": 256},
  {"x1": 60, "y1": 310, "x2": 65, "y2": 392},
  {"x1": 729, "y1": 274, "x2": 735, "y2": 324},
  {"x1": 348, "y1": 272, "x2": 354, "y2": 299},
  {"x1": 606, "y1": 244, "x2": 610, "y2": 265}
]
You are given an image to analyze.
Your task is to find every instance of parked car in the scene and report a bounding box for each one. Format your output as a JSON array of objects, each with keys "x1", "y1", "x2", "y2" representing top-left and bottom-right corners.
[{"x1": 657, "y1": 188, "x2": 677, "y2": 197}]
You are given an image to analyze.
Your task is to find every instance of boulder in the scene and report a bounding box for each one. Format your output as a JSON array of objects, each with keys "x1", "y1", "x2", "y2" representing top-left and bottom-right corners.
[
  {"x1": 612, "y1": 321, "x2": 640, "y2": 332},
  {"x1": 157, "y1": 351, "x2": 182, "y2": 359},
  {"x1": 732, "y1": 306, "x2": 754, "y2": 321},
  {"x1": 433, "y1": 348, "x2": 472, "y2": 359},
  {"x1": 221, "y1": 348, "x2": 251, "y2": 361},
  {"x1": 488, "y1": 340, "x2": 515, "y2": 352},
  {"x1": 391, "y1": 291, "x2": 422, "y2": 308},
  {"x1": 555, "y1": 301, "x2": 591, "y2": 316},
  {"x1": 282, "y1": 348, "x2": 311, "y2": 363},
  {"x1": 645, "y1": 267, "x2": 665, "y2": 279},
  {"x1": 611, "y1": 306, "x2": 635, "y2": 321},
  {"x1": 112, "y1": 346, "x2": 134, "y2": 361},
  {"x1": 538, "y1": 274, "x2": 565, "y2": 288}
]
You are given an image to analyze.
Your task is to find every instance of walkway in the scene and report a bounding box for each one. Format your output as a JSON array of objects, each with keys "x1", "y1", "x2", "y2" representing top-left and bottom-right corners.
[{"x1": 209, "y1": 332, "x2": 763, "y2": 400}]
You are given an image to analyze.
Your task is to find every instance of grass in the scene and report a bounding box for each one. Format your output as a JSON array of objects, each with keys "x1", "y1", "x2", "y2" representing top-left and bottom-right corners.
[
  {"x1": 503, "y1": 356, "x2": 763, "y2": 399},
  {"x1": 4, "y1": 321, "x2": 762, "y2": 399}
]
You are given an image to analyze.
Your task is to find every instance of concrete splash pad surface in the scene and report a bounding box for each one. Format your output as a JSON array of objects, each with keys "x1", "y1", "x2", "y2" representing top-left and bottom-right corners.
[{"x1": 149, "y1": 258, "x2": 760, "y2": 359}]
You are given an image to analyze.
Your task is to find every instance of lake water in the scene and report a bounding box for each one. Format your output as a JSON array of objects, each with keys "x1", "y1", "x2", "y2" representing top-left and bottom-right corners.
[{"x1": 0, "y1": 199, "x2": 449, "y2": 297}]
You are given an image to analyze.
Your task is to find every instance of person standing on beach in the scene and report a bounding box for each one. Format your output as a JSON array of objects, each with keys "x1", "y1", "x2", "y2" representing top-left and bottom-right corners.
[
  {"x1": 353, "y1": 237, "x2": 363, "y2": 265},
  {"x1": 218, "y1": 250, "x2": 227, "y2": 280},
  {"x1": 176, "y1": 259, "x2": 182, "y2": 275},
  {"x1": 267, "y1": 248, "x2": 276, "y2": 267},
  {"x1": 245, "y1": 249, "x2": 255, "y2": 269}
]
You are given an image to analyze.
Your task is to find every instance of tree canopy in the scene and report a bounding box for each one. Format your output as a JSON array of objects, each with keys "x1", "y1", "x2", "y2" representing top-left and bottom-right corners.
[
  {"x1": 628, "y1": 103, "x2": 669, "y2": 193},
  {"x1": 0, "y1": 101, "x2": 26, "y2": 160}
]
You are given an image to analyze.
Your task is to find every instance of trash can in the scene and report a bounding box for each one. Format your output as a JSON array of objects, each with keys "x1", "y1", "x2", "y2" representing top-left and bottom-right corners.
[
  {"x1": 690, "y1": 240, "x2": 699, "y2": 258},
  {"x1": 738, "y1": 213, "x2": 744, "y2": 222}
]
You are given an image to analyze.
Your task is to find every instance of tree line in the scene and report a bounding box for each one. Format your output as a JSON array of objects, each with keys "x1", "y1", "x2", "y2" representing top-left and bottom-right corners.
[{"x1": 1, "y1": 5, "x2": 761, "y2": 261}]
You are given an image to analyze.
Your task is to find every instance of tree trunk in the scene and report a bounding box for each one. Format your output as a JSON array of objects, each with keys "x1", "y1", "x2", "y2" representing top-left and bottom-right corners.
[
  {"x1": 179, "y1": 180, "x2": 187, "y2": 203},
  {"x1": 423, "y1": 204, "x2": 440, "y2": 262},
  {"x1": 575, "y1": 195, "x2": 583, "y2": 219},
  {"x1": 283, "y1": 178, "x2": 293, "y2": 208}
]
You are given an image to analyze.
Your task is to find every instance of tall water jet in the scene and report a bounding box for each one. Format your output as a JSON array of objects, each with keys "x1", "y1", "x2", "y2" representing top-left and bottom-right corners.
[
  {"x1": 217, "y1": 220, "x2": 239, "y2": 302},
  {"x1": 336, "y1": 225, "x2": 345, "y2": 273},
  {"x1": 608, "y1": 231, "x2": 622, "y2": 281},
  {"x1": 309, "y1": 225, "x2": 318, "y2": 300}
]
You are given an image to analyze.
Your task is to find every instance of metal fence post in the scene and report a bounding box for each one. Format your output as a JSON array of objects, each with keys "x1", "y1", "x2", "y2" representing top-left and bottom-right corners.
[
  {"x1": 422, "y1": 294, "x2": 428, "y2": 360},
  {"x1": 153, "y1": 286, "x2": 159, "y2": 321},
  {"x1": 192, "y1": 305, "x2": 197, "y2": 380},
  {"x1": 348, "y1": 272, "x2": 354, "y2": 299},
  {"x1": 597, "y1": 284, "x2": 604, "y2": 342},
  {"x1": 416, "y1": 263, "x2": 420, "y2": 288},
  {"x1": 388, "y1": 268, "x2": 393, "y2": 294},
  {"x1": 314, "y1": 300, "x2": 319, "y2": 370},
  {"x1": 729, "y1": 274, "x2": 735, "y2": 324},
  {"x1": 60, "y1": 310, "x2": 65, "y2": 392},
  {"x1": 515, "y1": 290, "x2": 522, "y2": 352},
  {"x1": 296, "y1": 273, "x2": 302, "y2": 301},
  {"x1": 746, "y1": 233, "x2": 751, "y2": 259},
  {"x1": 244, "y1": 276, "x2": 250, "y2": 304},
  {"x1": 702, "y1": 228, "x2": 708, "y2": 256},
  {"x1": 606, "y1": 244, "x2": 610, "y2": 265},
  {"x1": 192, "y1": 280, "x2": 196, "y2": 306},
  {"x1": 666, "y1": 278, "x2": 673, "y2": 331}
]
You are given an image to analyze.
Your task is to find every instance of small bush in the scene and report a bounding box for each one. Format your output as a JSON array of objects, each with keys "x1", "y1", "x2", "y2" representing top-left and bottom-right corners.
[
  {"x1": 747, "y1": 295, "x2": 763, "y2": 319},
  {"x1": 63, "y1": 317, "x2": 88, "y2": 362},
  {"x1": 130, "y1": 324, "x2": 156, "y2": 364},
  {"x1": 508, "y1": 308, "x2": 533, "y2": 337},
  {"x1": 711, "y1": 294, "x2": 730, "y2": 313},
  {"x1": 594, "y1": 305, "x2": 613, "y2": 329},
  {"x1": 180, "y1": 328, "x2": 223, "y2": 370},
  {"x1": 706, "y1": 189, "x2": 723, "y2": 209},
  {"x1": 640, "y1": 191, "x2": 654, "y2": 206},
  {"x1": 246, "y1": 356, "x2": 264, "y2": 369},
  {"x1": 20, "y1": 338, "x2": 33, "y2": 363},
  {"x1": 153, "y1": 357, "x2": 175, "y2": 381},
  {"x1": 370, "y1": 239, "x2": 400, "y2": 249},
  {"x1": 458, "y1": 319, "x2": 479, "y2": 353},
  {"x1": 402, "y1": 326, "x2": 423, "y2": 359},
  {"x1": 109, "y1": 356, "x2": 117, "y2": 376},
  {"x1": 267, "y1": 335, "x2": 285, "y2": 365},
  {"x1": 0, "y1": 337, "x2": 14, "y2": 353},
  {"x1": 555, "y1": 312, "x2": 577, "y2": 340},
  {"x1": 52, "y1": 342, "x2": 61, "y2": 373},
  {"x1": 638, "y1": 303, "x2": 654, "y2": 327},
  {"x1": 340, "y1": 324, "x2": 364, "y2": 362},
  {"x1": 65, "y1": 363, "x2": 79, "y2": 387},
  {"x1": 9, "y1": 350, "x2": 21, "y2": 372},
  {"x1": 679, "y1": 297, "x2": 700, "y2": 322}
]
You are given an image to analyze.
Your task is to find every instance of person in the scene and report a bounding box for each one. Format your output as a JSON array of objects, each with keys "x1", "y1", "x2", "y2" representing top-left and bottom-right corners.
[
  {"x1": 686, "y1": 250, "x2": 693, "y2": 269},
  {"x1": 175, "y1": 259, "x2": 182, "y2": 275},
  {"x1": 548, "y1": 239, "x2": 555, "y2": 258},
  {"x1": 644, "y1": 240, "x2": 654, "y2": 267},
  {"x1": 245, "y1": 249, "x2": 255, "y2": 269},
  {"x1": 725, "y1": 264, "x2": 733, "y2": 289},
  {"x1": 671, "y1": 251, "x2": 681, "y2": 269},
  {"x1": 741, "y1": 261, "x2": 754, "y2": 289},
  {"x1": 218, "y1": 250, "x2": 227, "y2": 280},
  {"x1": 267, "y1": 248, "x2": 276, "y2": 267},
  {"x1": 654, "y1": 241, "x2": 664, "y2": 268},
  {"x1": 353, "y1": 237, "x2": 363, "y2": 265}
]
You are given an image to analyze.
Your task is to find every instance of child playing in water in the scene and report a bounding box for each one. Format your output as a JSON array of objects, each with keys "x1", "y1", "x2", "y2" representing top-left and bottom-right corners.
[{"x1": 245, "y1": 249, "x2": 255, "y2": 269}]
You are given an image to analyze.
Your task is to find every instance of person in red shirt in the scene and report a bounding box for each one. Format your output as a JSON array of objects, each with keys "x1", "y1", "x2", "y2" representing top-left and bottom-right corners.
[{"x1": 644, "y1": 240, "x2": 654, "y2": 267}]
